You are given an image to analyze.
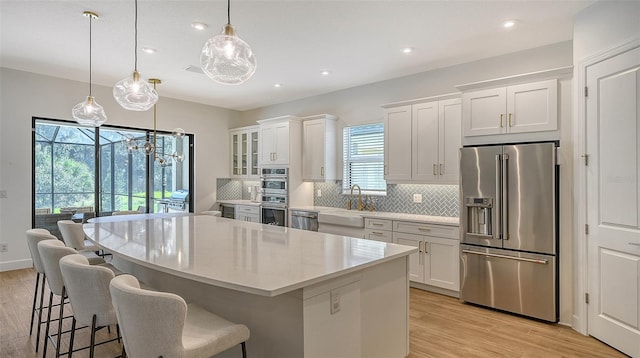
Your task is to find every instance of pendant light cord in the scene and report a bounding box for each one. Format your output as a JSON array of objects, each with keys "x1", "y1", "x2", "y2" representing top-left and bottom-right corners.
[
  {"x1": 227, "y1": 0, "x2": 231, "y2": 25},
  {"x1": 134, "y1": 0, "x2": 138, "y2": 72},
  {"x1": 89, "y1": 14, "x2": 92, "y2": 96}
]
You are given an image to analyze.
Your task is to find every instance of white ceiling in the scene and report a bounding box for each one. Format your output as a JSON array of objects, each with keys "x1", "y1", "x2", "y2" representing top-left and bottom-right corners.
[{"x1": 1, "y1": 1, "x2": 593, "y2": 111}]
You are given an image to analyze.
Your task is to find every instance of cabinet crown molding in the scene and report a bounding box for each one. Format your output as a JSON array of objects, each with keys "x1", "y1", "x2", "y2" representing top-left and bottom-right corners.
[
  {"x1": 455, "y1": 66, "x2": 573, "y2": 92},
  {"x1": 257, "y1": 115, "x2": 302, "y2": 124},
  {"x1": 381, "y1": 93, "x2": 461, "y2": 108},
  {"x1": 301, "y1": 114, "x2": 337, "y2": 121},
  {"x1": 229, "y1": 124, "x2": 259, "y2": 131}
]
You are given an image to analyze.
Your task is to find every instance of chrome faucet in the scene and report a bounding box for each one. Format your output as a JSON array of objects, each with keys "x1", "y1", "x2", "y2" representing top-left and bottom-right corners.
[{"x1": 347, "y1": 184, "x2": 364, "y2": 211}]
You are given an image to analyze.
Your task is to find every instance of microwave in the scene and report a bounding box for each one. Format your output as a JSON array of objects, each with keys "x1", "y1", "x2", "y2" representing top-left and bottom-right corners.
[{"x1": 261, "y1": 168, "x2": 288, "y2": 195}]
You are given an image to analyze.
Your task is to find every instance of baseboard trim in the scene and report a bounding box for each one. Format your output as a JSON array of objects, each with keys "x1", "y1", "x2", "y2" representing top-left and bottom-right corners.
[
  {"x1": 410, "y1": 282, "x2": 460, "y2": 298},
  {"x1": 0, "y1": 259, "x2": 33, "y2": 272}
]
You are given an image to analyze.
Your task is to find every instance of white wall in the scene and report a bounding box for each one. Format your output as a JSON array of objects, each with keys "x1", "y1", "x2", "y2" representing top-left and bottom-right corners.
[
  {"x1": 240, "y1": 42, "x2": 574, "y2": 324},
  {"x1": 0, "y1": 68, "x2": 239, "y2": 271},
  {"x1": 571, "y1": 1, "x2": 640, "y2": 334}
]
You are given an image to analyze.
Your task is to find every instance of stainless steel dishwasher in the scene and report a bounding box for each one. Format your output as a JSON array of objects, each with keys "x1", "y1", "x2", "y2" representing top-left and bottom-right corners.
[{"x1": 290, "y1": 210, "x2": 318, "y2": 231}]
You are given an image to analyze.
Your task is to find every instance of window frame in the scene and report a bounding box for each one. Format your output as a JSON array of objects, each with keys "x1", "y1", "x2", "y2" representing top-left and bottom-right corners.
[{"x1": 342, "y1": 123, "x2": 387, "y2": 196}]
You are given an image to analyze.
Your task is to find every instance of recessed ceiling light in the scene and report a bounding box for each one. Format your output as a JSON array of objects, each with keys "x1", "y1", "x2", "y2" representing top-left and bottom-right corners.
[
  {"x1": 321, "y1": 70, "x2": 330, "y2": 76},
  {"x1": 142, "y1": 47, "x2": 157, "y2": 54},
  {"x1": 402, "y1": 47, "x2": 413, "y2": 54},
  {"x1": 503, "y1": 20, "x2": 517, "y2": 28},
  {"x1": 191, "y1": 22, "x2": 208, "y2": 31},
  {"x1": 274, "y1": 83, "x2": 282, "y2": 88}
]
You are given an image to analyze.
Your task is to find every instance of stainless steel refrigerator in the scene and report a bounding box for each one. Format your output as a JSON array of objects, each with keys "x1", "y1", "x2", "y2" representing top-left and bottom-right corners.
[{"x1": 459, "y1": 142, "x2": 558, "y2": 322}]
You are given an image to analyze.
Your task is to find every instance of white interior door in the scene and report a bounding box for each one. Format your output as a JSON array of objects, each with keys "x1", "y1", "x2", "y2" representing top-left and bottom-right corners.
[{"x1": 586, "y1": 45, "x2": 640, "y2": 357}]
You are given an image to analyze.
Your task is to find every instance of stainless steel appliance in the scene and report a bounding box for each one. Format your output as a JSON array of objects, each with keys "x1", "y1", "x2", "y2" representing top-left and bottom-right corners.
[
  {"x1": 261, "y1": 168, "x2": 288, "y2": 226},
  {"x1": 158, "y1": 189, "x2": 190, "y2": 213},
  {"x1": 291, "y1": 210, "x2": 319, "y2": 231},
  {"x1": 220, "y1": 203, "x2": 235, "y2": 219},
  {"x1": 459, "y1": 142, "x2": 558, "y2": 322}
]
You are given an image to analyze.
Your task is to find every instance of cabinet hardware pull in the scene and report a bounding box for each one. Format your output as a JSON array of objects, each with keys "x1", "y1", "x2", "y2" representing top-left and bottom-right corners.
[
  {"x1": 384, "y1": 165, "x2": 388, "y2": 175},
  {"x1": 372, "y1": 223, "x2": 383, "y2": 226},
  {"x1": 439, "y1": 164, "x2": 444, "y2": 175},
  {"x1": 419, "y1": 241, "x2": 423, "y2": 253},
  {"x1": 424, "y1": 242, "x2": 428, "y2": 254},
  {"x1": 508, "y1": 113, "x2": 513, "y2": 127},
  {"x1": 418, "y1": 227, "x2": 431, "y2": 231},
  {"x1": 630, "y1": 242, "x2": 640, "y2": 247},
  {"x1": 372, "y1": 231, "x2": 384, "y2": 235},
  {"x1": 500, "y1": 114, "x2": 504, "y2": 127},
  {"x1": 432, "y1": 164, "x2": 437, "y2": 176},
  {"x1": 462, "y1": 249, "x2": 548, "y2": 264},
  {"x1": 321, "y1": 166, "x2": 324, "y2": 176}
]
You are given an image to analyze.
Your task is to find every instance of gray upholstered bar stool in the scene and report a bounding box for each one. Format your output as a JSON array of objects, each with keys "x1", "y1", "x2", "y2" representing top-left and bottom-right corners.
[
  {"x1": 59, "y1": 254, "x2": 121, "y2": 357},
  {"x1": 25, "y1": 228, "x2": 58, "y2": 352},
  {"x1": 38, "y1": 240, "x2": 106, "y2": 357},
  {"x1": 57, "y1": 220, "x2": 100, "y2": 253},
  {"x1": 110, "y1": 274, "x2": 250, "y2": 358}
]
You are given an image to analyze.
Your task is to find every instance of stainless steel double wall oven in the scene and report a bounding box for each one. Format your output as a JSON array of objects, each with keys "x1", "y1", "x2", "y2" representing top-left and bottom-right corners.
[{"x1": 260, "y1": 168, "x2": 288, "y2": 226}]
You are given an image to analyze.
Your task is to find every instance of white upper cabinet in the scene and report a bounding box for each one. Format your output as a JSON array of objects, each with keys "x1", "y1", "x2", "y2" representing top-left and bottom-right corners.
[
  {"x1": 462, "y1": 79, "x2": 558, "y2": 137},
  {"x1": 258, "y1": 116, "x2": 301, "y2": 167},
  {"x1": 302, "y1": 114, "x2": 337, "y2": 181},
  {"x1": 383, "y1": 95, "x2": 461, "y2": 184},
  {"x1": 230, "y1": 125, "x2": 259, "y2": 178}
]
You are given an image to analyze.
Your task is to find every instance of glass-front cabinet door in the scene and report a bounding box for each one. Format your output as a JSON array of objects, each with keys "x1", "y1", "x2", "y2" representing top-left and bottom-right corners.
[{"x1": 230, "y1": 126, "x2": 259, "y2": 179}]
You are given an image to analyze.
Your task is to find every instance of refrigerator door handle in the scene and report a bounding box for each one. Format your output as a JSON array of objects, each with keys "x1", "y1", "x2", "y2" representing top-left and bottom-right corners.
[
  {"x1": 461, "y1": 249, "x2": 549, "y2": 265},
  {"x1": 502, "y1": 153, "x2": 509, "y2": 240},
  {"x1": 495, "y1": 154, "x2": 502, "y2": 240}
]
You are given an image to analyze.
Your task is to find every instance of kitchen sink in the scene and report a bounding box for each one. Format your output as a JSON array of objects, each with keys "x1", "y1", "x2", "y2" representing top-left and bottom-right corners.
[{"x1": 317, "y1": 210, "x2": 364, "y2": 228}]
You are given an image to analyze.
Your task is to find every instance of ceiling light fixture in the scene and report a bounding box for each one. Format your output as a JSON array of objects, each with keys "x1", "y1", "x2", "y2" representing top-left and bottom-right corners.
[
  {"x1": 274, "y1": 83, "x2": 282, "y2": 88},
  {"x1": 200, "y1": 0, "x2": 256, "y2": 85},
  {"x1": 321, "y1": 70, "x2": 330, "y2": 76},
  {"x1": 403, "y1": 47, "x2": 413, "y2": 54},
  {"x1": 113, "y1": 0, "x2": 158, "y2": 111},
  {"x1": 191, "y1": 22, "x2": 208, "y2": 31},
  {"x1": 126, "y1": 79, "x2": 185, "y2": 166},
  {"x1": 142, "y1": 47, "x2": 157, "y2": 54},
  {"x1": 503, "y1": 20, "x2": 517, "y2": 28},
  {"x1": 72, "y1": 11, "x2": 107, "y2": 127}
]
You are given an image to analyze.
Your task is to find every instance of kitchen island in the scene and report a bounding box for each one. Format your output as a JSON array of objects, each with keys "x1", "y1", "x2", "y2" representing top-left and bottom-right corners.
[{"x1": 84, "y1": 213, "x2": 416, "y2": 358}]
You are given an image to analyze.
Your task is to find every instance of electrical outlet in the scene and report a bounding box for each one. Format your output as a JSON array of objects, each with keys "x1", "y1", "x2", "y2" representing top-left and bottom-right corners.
[
  {"x1": 247, "y1": 186, "x2": 252, "y2": 193},
  {"x1": 316, "y1": 189, "x2": 322, "y2": 197},
  {"x1": 0, "y1": 243, "x2": 8, "y2": 253},
  {"x1": 330, "y1": 290, "x2": 341, "y2": 314},
  {"x1": 413, "y1": 194, "x2": 422, "y2": 203},
  {"x1": 0, "y1": 190, "x2": 6, "y2": 198}
]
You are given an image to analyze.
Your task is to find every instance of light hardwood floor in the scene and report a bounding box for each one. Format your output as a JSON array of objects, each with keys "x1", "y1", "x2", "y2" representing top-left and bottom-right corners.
[{"x1": 1, "y1": 268, "x2": 627, "y2": 357}]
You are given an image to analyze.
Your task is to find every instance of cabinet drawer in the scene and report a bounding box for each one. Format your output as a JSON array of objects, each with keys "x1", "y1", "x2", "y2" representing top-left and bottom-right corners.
[
  {"x1": 364, "y1": 229, "x2": 393, "y2": 243},
  {"x1": 393, "y1": 221, "x2": 459, "y2": 239},
  {"x1": 365, "y1": 218, "x2": 393, "y2": 231},
  {"x1": 236, "y1": 205, "x2": 260, "y2": 215}
]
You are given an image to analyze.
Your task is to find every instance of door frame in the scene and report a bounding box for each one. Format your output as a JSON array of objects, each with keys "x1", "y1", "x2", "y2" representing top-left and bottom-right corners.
[{"x1": 573, "y1": 37, "x2": 640, "y2": 335}]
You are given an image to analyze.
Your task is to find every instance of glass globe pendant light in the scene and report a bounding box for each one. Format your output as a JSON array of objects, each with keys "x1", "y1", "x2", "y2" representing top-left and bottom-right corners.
[
  {"x1": 113, "y1": 0, "x2": 158, "y2": 111},
  {"x1": 72, "y1": 11, "x2": 107, "y2": 127},
  {"x1": 200, "y1": 0, "x2": 256, "y2": 85},
  {"x1": 149, "y1": 79, "x2": 185, "y2": 164}
]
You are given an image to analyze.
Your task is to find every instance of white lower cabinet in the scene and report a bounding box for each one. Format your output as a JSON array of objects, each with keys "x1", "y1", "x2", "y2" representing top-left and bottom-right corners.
[
  {"x1": 392, "y1": 221, "x2": 460, "y2": 292},
  {"x1": 364, "y1": 218, "x2": 393, "y2": 243},
  {"x1": 235, "y1": 205, "x2": 260, "y2": 223}
]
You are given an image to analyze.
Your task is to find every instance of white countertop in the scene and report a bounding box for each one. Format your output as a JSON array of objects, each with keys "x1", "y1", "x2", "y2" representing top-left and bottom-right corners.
[
  {"x1": 217, "y1": 199, "x2": 262, "y2": 206},
  {"x1": 289, "y1": 206, "x2": 459, "y2": 226},
  {"x1": 84, "y1": 213, "x2": 416, "y2": 297}
]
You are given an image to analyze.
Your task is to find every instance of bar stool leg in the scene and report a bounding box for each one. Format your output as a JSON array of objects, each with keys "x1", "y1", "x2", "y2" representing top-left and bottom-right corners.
[
  {"x1": 43, "y1": 292, "x2": 54, "y2": 357},
  {"x1": 30, "y1": 272, "x2": 41, "y2": 335},
  {"x1": 89, "y1": 315, "x2": 97, "y2": 358},
  {"x1": 35, "y1": 274, "x2": 47, "y2": 352},
  {"x1": 54, "y1": 288, "x2": 66, "y2": 358}
]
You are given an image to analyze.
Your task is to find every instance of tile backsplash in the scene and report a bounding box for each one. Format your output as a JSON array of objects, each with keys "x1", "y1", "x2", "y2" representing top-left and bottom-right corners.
[
  {"x1": 218, "y1": 178, "x2": 459, "y2": 218},
  {"x1": 314, "y1": 181, "x2": 459, "y2": 217}
]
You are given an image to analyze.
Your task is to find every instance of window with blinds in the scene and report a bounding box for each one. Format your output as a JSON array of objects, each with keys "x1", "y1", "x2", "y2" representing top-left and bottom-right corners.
[{"x1": 342, "y1": 123, "x2": 386, "y2": 195}]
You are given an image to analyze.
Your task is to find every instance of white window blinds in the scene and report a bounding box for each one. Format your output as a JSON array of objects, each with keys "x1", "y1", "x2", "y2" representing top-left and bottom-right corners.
[{"x1": 342, "y1": 123, "x2": 386, "y2": 195}]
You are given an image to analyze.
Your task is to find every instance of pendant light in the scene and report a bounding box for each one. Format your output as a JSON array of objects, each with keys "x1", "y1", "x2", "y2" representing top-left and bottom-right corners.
[
  {"x1": 200, "y1": 0, "x2": 256, "y2": 85},
  {"x1": 146, "y1": 79, "x2": 185, "y2": 166},
  {"x1": 72, "y1": 11, "x2": 107, "y2": 127},
  {"x1": 113, "y1": 0, "x2": 158, "y2": 111}
]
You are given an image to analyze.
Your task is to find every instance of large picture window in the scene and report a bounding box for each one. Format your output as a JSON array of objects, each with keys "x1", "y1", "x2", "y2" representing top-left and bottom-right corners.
[
  {"x1": 33, "y1": 118, "x2": 193, "y2": 233},
  {"x1": 342, "y1": 123, "x2": 386, "y2": 195}
]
